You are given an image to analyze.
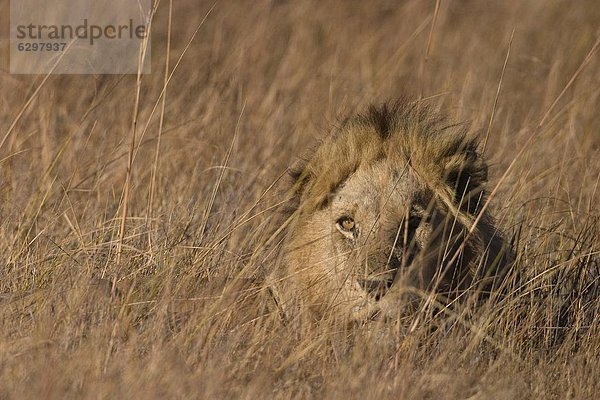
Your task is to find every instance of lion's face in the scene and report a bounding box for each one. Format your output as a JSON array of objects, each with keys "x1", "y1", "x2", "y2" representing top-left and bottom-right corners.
[{"x1": 284, "y1": 161, "x2": 471, "y2": 319}]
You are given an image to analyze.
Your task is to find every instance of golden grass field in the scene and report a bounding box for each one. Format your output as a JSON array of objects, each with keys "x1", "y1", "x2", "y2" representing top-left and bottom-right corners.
[{"x1": 1, "y1": 0, "x2": 600, "y2": 398}]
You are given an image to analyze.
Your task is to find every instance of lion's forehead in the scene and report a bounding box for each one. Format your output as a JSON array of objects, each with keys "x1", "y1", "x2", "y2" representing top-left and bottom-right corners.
[{"x1": 335, "y1": 162, "x2": 431, "y2": 204}]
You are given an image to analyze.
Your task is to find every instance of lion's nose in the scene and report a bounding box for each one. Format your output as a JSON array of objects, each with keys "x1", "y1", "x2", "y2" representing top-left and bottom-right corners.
[
  {"x1": 358, "y1": 258, "x2": 399, "y2": 300},
  {"x1": 358, "y1": 277, "x2": 394, "y2": 300}
]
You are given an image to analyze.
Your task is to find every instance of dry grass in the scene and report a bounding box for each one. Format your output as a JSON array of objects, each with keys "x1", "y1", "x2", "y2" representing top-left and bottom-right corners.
[{"x1": 1, "y1": 0, "x2": 600, "y2": 398}]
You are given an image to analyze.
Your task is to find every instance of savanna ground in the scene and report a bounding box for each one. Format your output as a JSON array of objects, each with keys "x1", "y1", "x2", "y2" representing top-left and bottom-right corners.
[{"x1": 1, "y1": 0, "x2": 600, "y2": 398}]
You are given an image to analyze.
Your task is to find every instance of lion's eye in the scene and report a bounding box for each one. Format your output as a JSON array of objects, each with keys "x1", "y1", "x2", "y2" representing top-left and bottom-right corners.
[{"x1": 336, "y1": 216, "x2": 356, "y2": 232}]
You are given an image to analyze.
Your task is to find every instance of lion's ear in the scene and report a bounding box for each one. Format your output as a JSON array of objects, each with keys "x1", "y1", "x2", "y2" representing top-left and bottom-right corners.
[
  {"x1": 445, "y1": 146, "x2": 488, "y2": 216},
  {"x1": 288, "y1": 156, "x2": 313, "y2": 194},
  {"x1": 289, "y1": 168, "x2": 336, "y2": 211}
]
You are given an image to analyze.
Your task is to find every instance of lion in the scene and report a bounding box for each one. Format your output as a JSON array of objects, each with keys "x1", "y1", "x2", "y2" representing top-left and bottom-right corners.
[{"x1": 267, "y1": 100, "x2": 513, "y2": 322}]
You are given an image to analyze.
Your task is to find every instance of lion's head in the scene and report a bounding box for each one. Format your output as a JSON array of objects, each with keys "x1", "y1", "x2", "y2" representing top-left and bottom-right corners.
[{"x1": 269, "y1": 100, "x2": 512, "y2": 321}]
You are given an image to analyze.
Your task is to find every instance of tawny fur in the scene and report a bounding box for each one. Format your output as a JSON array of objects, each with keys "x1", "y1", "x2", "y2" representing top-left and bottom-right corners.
[{"x1": 268, "y1": 100, "x2": 512, "y2": 322}]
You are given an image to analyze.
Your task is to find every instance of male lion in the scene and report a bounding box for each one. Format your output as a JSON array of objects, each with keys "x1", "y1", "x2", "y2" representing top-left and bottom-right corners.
[{"x1": 268, "y1": 100, "x2": 512, "y2": 322}]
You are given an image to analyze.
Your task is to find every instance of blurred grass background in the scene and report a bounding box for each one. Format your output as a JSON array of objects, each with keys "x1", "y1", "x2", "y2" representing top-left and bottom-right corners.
[{"x1": 0, "y1": 0, "x2": 599, "y2": 398}]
